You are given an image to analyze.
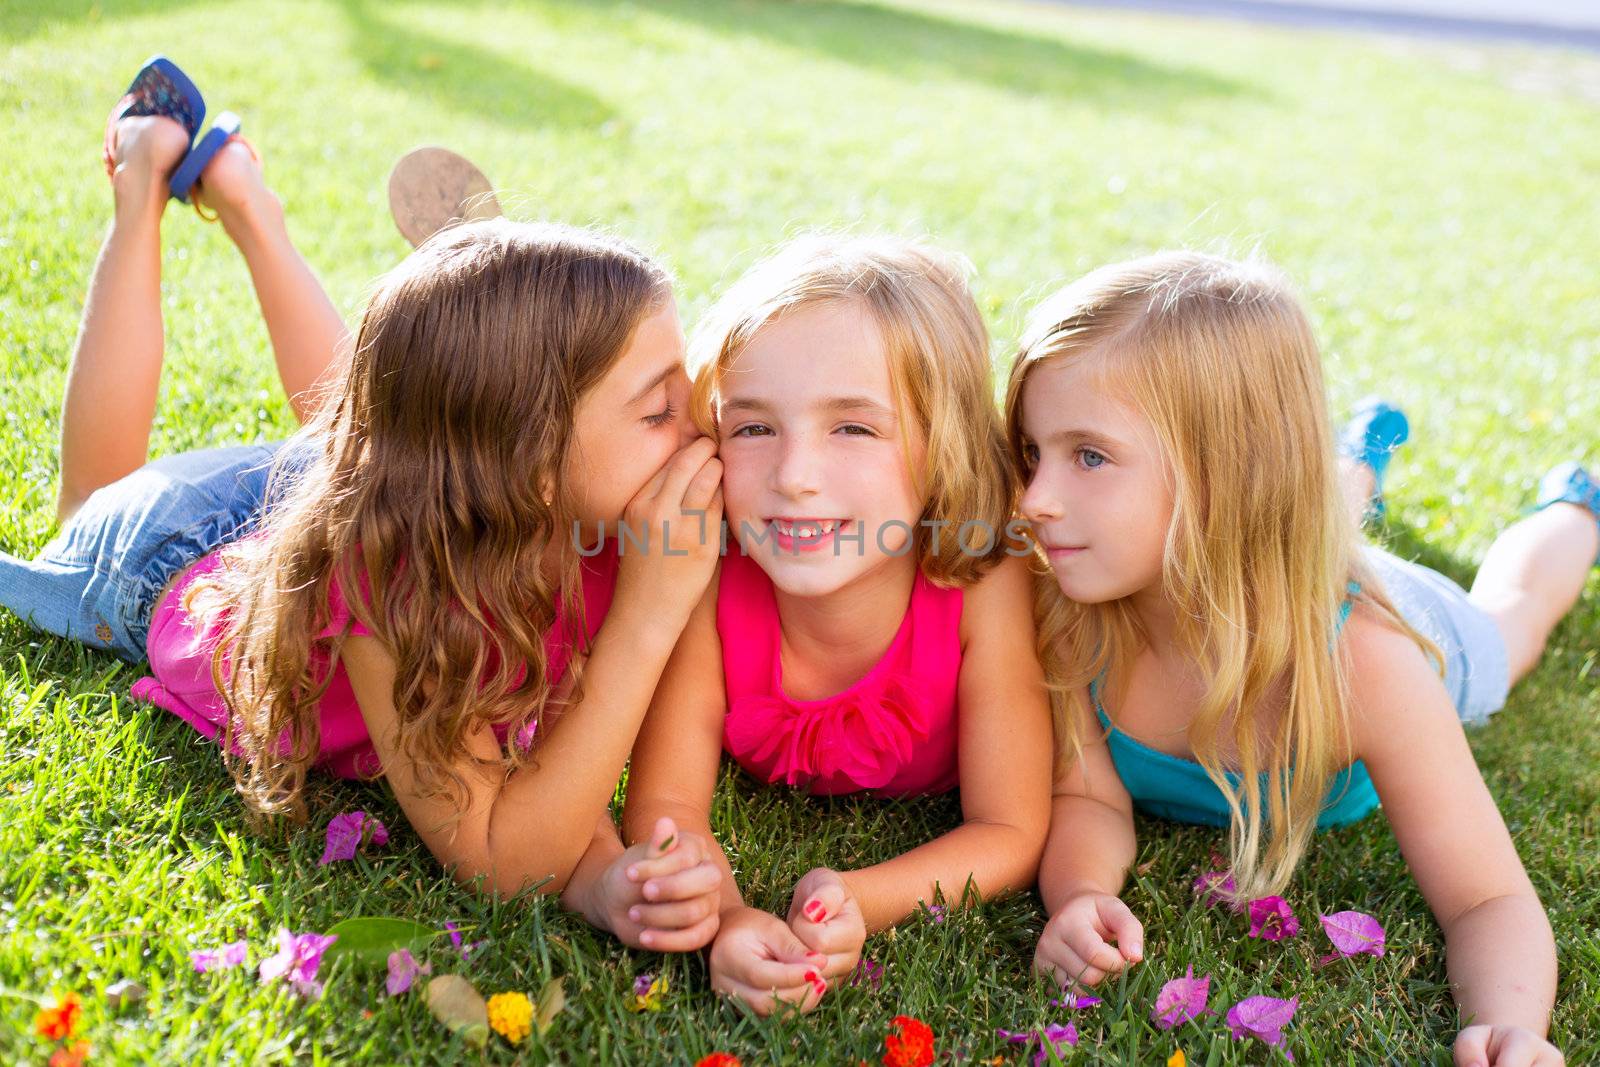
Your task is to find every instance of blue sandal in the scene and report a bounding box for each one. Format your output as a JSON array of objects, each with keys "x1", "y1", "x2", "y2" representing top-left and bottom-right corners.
[
  {"x1": 168, "y1": 109, "x2": 243, "y2": 205},
  {"x1": 102, "y1": 54, "x2": 206, "y2": 180},
  {"x1": 1338, "y1": 397, "x2": 1410, "y2": 521},
  {"x1": 102, "y1": 55, "x2": 248, "y2": 208},
  {"x1": 1536, "y1": 461, "x2": 1600, "y2": 564}
]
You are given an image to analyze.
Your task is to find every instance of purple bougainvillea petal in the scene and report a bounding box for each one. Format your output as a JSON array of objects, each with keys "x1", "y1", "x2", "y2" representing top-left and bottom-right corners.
[
  {"x1": 1151, "y1": 966, "x2": 1210, "y2": 1030},
  {"x1": 258, "y1": 928, "x2": 338, "y2": 998},
  {"x1": 1226, "y1": 995, "x2": 1299, "y2": 1057},
  {"x1": 1246, "y1": 896, "x2": 1301, "y2": 941},
  {"x1": 190, "y1": 939, "x2": 249, "y2": 973},
  {"x1": 386, "y1": 948, "x2": 430, "y2": 996},
  {"x1": 1319, "y1": 911, "x2": 1386, "y2": 958},
  {"x1": 319, "y1": 811, "x2": 389, "y2": 866},
  {"x1": 1193, "y1": 870, "x2": 1241, "y2": 911}
]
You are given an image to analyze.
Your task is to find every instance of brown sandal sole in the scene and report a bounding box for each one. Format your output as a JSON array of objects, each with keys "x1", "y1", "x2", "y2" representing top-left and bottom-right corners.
[{"x1": 387, "y1": 146, "x2": 503, "y2": 249}]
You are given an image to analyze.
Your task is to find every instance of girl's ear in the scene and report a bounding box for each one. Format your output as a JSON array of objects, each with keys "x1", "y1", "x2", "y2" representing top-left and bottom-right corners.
[{"x1": 539, "y1": 473, "x2": 555, "y2": 508}]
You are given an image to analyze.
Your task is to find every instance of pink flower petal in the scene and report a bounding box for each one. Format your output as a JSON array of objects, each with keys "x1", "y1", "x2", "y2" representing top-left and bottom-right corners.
[
  {"x1": 998, "y1": 1023, "x2": 1078, "y2": 1065},
  {"x1": 1247, "y1": 896, "x2": 1301, "y2": 941},
  {"x1": 1049, "y1": 993, "x2": 1102, "y2": 1010},
  {"x1": 1151, "y1": 965, "x2": 1210, "y2": 1030},
  {"x1": 849, "y1": 958, "x2": 884, "y2": 989},
  {"x1": 1226, "y1": 995, "x2": 1299, "y2": 1057},
  {"x1": 1193, "y1": 870, "x2": 1241, "y2": 911},
  {"x1": 190, "y1": 939, "x2": 249, "y2": 973},
  {"x1": 258, "y1": 928, "x2": 338, "y2": 997},
  {"x1": 319, "y1": 811, "x2": 388, "y2": 866},
  {"x1": 385, "y1": 949, "x2": 430, "y2": 996},
  {"x1": 1319, "y1": 910, "x2": 1385, "y2": 958}
]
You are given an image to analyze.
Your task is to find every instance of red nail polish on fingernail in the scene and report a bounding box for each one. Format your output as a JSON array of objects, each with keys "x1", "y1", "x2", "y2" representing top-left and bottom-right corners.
[
  {"x1": 804, "y1": 970, "x2": 819, "y2": 983},
  {"x1": 804, "y1": 900, "x2": 823, "y2": 921}
]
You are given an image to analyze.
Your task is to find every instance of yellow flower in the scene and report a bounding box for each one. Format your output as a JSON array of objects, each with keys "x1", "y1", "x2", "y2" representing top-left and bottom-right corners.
[
  {"x1": 487, "y1": 991, "x2": 534, "y2": 1044},
  {"x1": 628, "y1": 975, "x2": 668, "y2": 1012},
  {"x1": 1167, "y1": 1051, "x2": 1187, "y2": 1067}
]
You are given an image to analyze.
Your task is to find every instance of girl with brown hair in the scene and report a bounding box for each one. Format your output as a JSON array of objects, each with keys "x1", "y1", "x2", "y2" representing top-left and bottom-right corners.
[{"x1": 0, "y1": 80, "x2": 726, "y2": 952}]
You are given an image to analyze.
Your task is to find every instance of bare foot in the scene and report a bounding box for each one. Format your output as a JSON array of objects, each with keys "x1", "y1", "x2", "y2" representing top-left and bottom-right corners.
[
  {"x1": 192, "y1": 139, "x2": 275, "y2": 220},
  {"x1": 108, "y1": 115, "x2": 190, "y2": 205}
]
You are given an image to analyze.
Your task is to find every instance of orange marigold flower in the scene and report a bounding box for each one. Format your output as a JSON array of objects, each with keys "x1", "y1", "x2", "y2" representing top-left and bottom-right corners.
[
  {"x1": 50, "y1": 1042, "x2": 91, "y2": 1067},
  {"x1": 34, "y1": 993, "x2": 84, "y2": 1041},
  {"x1": 882, "y1": 1014, "x2": 935, "y2": 1067},
  {"x1": 695, "y1": 1055, "x2": 743, "y2": 1067},
  {"x1": 486, "y1": 991, "x2": 534, "y2": 1044}
]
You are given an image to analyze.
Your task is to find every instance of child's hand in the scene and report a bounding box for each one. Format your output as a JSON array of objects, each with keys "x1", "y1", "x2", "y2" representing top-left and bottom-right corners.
[
  {"x1": 614, "y1": 436, "x2": 723, "y2": 627},
  {"x1": 785, "y1": 867, "x2": 866, "y2": 982},
  {"x1": 1033, "y1": 890, "x2": 1144, "y2": 989},
  {"x1": 1454, "y1": 1024, "x2": 1564, "y2": 1067},
  {"x1": 709, "y1": 905, "x2": 830, "y2": 1017},
  {"x1": 591, "y1": 817, "x2": 722, "y2": 952}
]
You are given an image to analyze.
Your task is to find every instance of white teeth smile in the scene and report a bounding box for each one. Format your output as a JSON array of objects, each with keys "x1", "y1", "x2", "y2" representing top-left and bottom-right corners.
[{"x1": 773, "y1": 519, "x2": 843, "y2": 538}]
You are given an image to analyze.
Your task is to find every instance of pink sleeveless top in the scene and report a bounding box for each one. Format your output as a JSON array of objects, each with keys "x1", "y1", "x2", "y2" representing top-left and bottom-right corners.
[
  {"x1": 132, "y1": 542, "x2": 619, "y2": 779},
  {"x1": 717, "y1": 548, "x2": 964, "y2": 797}
]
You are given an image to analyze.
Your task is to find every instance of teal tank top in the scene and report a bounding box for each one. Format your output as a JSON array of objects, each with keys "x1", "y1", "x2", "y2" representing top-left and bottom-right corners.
[{"x1": 1092, "y1": 583, "x2": 1378, "y2": 830}]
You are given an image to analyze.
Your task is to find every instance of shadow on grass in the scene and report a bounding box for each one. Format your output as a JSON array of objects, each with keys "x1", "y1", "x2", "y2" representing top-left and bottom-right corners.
[
  {"x1": 1372, "y1": 519, "x2": 1477, "y2": 588},
  {"x1": 582, "y1": 0, "x2": 1252, "y2": 106},
  {"x1": 334, "y1": 0, "x2": 614, "y2": 129}
]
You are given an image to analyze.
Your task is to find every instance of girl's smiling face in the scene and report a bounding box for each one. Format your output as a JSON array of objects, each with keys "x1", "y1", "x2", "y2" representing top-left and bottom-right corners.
[
  {"x1": 1017, "y1": 356, "x2": 1174, "y2": 605},
  {"x1": 716, "y1": 299, "x2": 926, "y2": 598}
]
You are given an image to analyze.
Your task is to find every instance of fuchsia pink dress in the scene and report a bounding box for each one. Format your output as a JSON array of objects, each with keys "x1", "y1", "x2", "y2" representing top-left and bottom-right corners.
[
  {"x1": 132, "y1": 542, "x2": 620, "y2": 778},
  {"x1": 716, "y1": 548, "x2": 964, "y2": 796}
]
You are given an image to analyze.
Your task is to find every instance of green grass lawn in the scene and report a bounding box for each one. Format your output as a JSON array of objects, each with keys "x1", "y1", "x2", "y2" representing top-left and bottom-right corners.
[{"x1": 3, "y1": 0, "x2": 1598, "y2": 1062}]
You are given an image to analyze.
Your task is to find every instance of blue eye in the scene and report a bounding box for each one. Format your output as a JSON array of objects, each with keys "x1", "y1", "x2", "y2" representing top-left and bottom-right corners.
[
  {"x1": 1078, "y1": 448, "x2": 1107, "y2": 469},
  {"x1": 838, "y1": 423, "x2": 875, "y2": 436}
]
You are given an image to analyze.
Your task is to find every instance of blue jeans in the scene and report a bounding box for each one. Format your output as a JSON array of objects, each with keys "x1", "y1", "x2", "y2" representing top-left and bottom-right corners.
[{"x1": 0, "y1": 442, "x2": 295, "y2": 662}]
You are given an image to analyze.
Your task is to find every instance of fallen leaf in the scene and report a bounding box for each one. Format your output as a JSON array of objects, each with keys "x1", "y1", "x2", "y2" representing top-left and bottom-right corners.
[
  {"x1": 427, "y1": 974, "x2": 489, "y2": 1047},
  {"x1": 535, "y1": 976, "x2": 566, "y2": 1035}
]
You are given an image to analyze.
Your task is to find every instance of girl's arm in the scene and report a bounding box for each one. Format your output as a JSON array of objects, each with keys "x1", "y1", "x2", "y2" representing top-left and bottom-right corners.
[
  {"x1": 342, "y1": 438, "x2": 724, "y2": 899},
  {"x1": 1033, "y1": 675, "x2": 1145, "y2": 988},
  {"x1": 1346, "y1": 611, "x2": 1560, "y2": 1060},
  {"x1": 623, "y1": 574, "x2": 826, "y2": 1014},
  {"x1": 620, "y1": 576, "x2": 742, "y2": 917},
  {"x1": 826, "y1": 555, "x2": 1055, "y2": 934}
]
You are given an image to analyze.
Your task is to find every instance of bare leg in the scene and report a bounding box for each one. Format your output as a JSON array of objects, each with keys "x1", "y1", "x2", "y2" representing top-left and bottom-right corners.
[
  {"x1": 1469, "y1": 504, "x2": 1598, "y2": 685},
  {"x1": 1338, "y1": 457, "x2": 1377, "y2": 529},
  {"x1": 56, "y1": 117, "x2": 192, "y2": 522},
  {"x1": 194, "y1": 142, "x2": 350, "y2": 422}
]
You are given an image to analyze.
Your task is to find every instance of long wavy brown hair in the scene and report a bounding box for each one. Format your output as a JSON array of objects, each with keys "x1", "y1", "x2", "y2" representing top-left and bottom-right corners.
[{"x1": 187, "y1": 219, "x2": 672, "y2": 821}]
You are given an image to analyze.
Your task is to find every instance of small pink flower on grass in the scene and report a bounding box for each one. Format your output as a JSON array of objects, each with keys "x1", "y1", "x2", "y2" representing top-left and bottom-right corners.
[
  {"x1": 1192, "y1": 870, "x2": 1241, "y2": 911},
  {"x1": 1225, "y1": 995, "x2": 1298, "y2": 1059},
  {"x1": 190, "y1": 939, "x2": 249, "y2": 973},
  {"x1": 1247, "y1": 896, "x2": 1300, "y2": 941},
  {"x1": 444, "y1": 920, "x2": 484, "y2": 959},
  {"x1": 386, "y1": 948, "x2": 430, "y2": 996},
  {"x1": 1049, "y1": 992, "x2": 1101, "y2": 1010},
  {"x1": 849, "y1": 958, "x2": 884, "y2": 989},
  {"x1": 258, "y1": 928, "x2": 338, "y2": 999},
  {"x1": 1150, "y1": 966, "x2": 1210, "y2": 1030},
  {"x1": 1318, "y1": 910, "x2": 1385, "y2": 962},
  {"x1": 319, "y1": 811, "x2": 389, "y2": 866},
  {"x1": 926, "y1": 904, "x2": 947, "y2": 923},
  {"x1": 998, "y1": 1023, "x2": 1078, "y2": 1066}
]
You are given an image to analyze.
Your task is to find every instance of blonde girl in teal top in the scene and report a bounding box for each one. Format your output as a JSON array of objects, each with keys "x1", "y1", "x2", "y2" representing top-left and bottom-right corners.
[{"x1": 1008, "y1": 252, "x2": 1592, "y2": 1066}]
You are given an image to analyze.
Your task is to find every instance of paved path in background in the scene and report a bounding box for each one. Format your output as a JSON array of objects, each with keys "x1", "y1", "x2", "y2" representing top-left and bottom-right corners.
[{"x1": 1037, "y1": 0, "x2": 1600, "y2": 51}]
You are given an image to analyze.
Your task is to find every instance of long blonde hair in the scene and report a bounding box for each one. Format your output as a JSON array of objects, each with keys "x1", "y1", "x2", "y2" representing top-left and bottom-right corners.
[
  {"x1": 1005, "y1": 251, "x2": 1436, "y2": 897},
  {"x1": 689, "y1": 234, "x2": 1017, "y2": 586},
  {"x1": 189, "y1": 219, "x2": 672, "y2": 821}
]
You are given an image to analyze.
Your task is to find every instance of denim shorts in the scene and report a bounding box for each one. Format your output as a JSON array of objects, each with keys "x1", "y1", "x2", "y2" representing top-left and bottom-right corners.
[
  {"x1": 1361, "y1": 545, "x2": 1511, "y2": 724},
  {"x1": 0, "y1": 442, "x2": 298, "y2": 662}
]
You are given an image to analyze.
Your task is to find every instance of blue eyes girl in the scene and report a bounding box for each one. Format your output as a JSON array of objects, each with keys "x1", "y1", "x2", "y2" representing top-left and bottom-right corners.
[
  {"x1": 1078, "y1": 447, "x2": 1107, "y2": 469},
  {"x1": 730, "y1": 423, "x2": 876, "y2": 438}
]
